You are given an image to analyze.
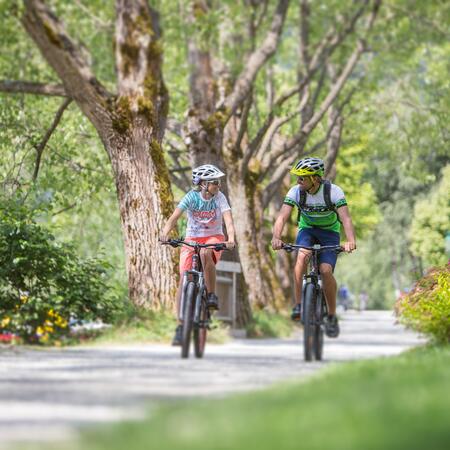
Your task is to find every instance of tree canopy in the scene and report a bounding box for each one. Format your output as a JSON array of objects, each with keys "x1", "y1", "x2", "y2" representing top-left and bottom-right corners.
[{"x1": 0, "y1": 0, "x2": 449, "y2": 322}]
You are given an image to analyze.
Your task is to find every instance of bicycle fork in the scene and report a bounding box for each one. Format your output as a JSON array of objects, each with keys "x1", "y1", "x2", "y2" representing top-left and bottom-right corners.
[
  {"x1": 179, "y1": 271, "x2": 199, "y2": 322},
  {"x1": 193, "y1": 273, "x2": 206, "y2": 326}
]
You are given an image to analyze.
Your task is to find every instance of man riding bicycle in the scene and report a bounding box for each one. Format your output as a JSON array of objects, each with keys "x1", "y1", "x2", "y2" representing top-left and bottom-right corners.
[
  {"x1": 161, "y1": 164, "x2": 236, "y2": 346},
  {"x1": 271, "y1": 157, "x2": 356, "y2": 338}
]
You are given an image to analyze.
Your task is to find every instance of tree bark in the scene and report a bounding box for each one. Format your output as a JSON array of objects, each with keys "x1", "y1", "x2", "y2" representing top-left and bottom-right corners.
[
  {"x1": 21, "y1": 0, "x2": 177, "y2": 308},
  {"x1": 227, "y1": 172, "x2": 284, "y2": 310}
]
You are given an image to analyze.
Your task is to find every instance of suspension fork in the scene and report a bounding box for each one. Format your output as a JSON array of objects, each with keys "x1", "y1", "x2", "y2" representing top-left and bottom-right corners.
[
  {"x1": 193, "y1": 273, "x2": 206, "y2": 324},
  {"x1": 179, "y1": 271, "x2": 189, "y2": 322}
]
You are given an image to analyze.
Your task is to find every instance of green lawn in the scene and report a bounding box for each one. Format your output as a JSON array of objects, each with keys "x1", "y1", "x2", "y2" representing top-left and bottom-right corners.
[{"x1": 78, "y1": 345, "x2": 450, "y2": 450}]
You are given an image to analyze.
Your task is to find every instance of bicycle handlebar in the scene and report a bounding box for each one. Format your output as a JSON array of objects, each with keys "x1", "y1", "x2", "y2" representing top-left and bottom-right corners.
[
  {"x1": 160, "y1": 238, "x2": 229, "y2": 251},
  {"x1": 281, "y1": 243, "x2": 344, "y2": 254}
]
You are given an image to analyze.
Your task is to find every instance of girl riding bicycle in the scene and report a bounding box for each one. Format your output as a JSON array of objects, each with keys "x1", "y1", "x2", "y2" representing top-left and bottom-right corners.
[{"x1": 161, "y1": 164, "x2": 236, "y2": 345}]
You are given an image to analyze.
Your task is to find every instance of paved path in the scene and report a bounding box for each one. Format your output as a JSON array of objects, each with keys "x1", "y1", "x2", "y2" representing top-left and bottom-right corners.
[{"x1": 0, "y1": 310, "x2": 424, "y2": 447}]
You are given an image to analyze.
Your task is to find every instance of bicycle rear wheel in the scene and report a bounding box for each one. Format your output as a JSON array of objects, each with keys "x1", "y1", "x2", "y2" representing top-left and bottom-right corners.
[
  {"x1": 303, "y1": 283, "x2": 316, "y2": 362},
  {"x1": 314, "y1": 290, "x2": 325, "y2": 360},
  {"x1": 194, "y1": 292, "x2": 208, "y2": 358},
  {"x1": 181, "y1": 282, "x2": 196, "y2": 358}
]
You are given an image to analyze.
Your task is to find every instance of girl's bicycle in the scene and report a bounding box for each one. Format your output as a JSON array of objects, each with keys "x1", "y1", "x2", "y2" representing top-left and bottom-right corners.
[
  {"x1": 162, "y1": 238, "x2": 228, "y2": 359},
  {"x1": 282, "y1": 243, "x2": 343, "y2": 361}
]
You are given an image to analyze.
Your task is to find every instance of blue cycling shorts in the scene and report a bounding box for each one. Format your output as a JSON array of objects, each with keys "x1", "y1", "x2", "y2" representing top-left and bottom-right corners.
[{"x1": 295, "y1": 228, "x2": 340, "y2": 270}]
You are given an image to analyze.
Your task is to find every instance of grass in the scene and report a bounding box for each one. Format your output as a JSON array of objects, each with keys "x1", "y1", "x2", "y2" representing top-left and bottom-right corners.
[
  {"x1": 75, "y1": 345, "x2": 450, "y2": 450},
  {"x1": 81, "y1": 308, "x2": 230, "y2": 345},
  {"x1": 246, "y1": 309, "x2": 294, "y2": 338}
]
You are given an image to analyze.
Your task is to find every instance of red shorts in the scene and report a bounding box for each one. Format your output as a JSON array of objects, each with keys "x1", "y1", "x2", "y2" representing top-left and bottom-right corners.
[{"x1": 180, "y1": 235, "x2": 225, "y2": 275}]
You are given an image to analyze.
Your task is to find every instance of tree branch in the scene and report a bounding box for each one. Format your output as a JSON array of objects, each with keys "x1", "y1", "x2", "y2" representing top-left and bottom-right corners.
[
  {"x1": 0, "y1": 80, "x2": 68, "y2": 97},
  {"x1": 22, "y1": 0, "x2": 111, "y2": 130},
  {"x1": 224, "y1": 0, "x2": 290, "y2": 116},
  {"x1": 33, "y1": 97, "x2": 73, "y2": 181}
]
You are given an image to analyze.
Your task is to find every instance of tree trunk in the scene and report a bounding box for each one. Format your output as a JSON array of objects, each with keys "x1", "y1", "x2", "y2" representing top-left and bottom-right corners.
[
  {"x1": 104, "y1": 127, "x2": 177, "y2": 308},
  {"x1": 227, "y1": 171, "x2": 285, "y2": 310},
  {"x1": 21, "y1": 0, "x2": 177, "y2": 309}
]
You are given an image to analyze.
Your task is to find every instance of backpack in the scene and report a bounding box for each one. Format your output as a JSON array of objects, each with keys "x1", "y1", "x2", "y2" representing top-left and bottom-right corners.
[{"x1": 296, "y1": 180, "x2": 339, "y2": 226}]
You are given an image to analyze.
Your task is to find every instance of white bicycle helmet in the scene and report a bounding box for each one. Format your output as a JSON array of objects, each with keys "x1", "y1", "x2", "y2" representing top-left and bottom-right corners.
[{"x1": 192, "y1": 164, "x2": 225, "y2": 185}]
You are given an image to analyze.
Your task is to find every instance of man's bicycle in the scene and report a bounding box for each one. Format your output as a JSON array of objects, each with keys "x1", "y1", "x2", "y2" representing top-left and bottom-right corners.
[
  {"x1": 281, "y1": 243, "x2": 343, "y2": 362},
  {"x1": 162, "y1": 238, "x2": 227, "y2": 359}
]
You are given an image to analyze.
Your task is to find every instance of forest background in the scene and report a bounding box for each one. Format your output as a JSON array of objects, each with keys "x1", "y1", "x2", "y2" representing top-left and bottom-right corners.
[{"x1": 0, "y1": 0, "x2": 448, "y2": 339}]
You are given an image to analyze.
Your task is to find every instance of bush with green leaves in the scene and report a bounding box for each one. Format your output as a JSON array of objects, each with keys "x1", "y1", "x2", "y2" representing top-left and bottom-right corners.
[
  {"x1": 410, "y1": 165, "x2": 450, "y2": 267},
  {"x1": 396, "y1": 265, "x2": 450, "y2": 344},
  {"x1": 0, "y1": 198, "x2": 121, "y2": 343}
]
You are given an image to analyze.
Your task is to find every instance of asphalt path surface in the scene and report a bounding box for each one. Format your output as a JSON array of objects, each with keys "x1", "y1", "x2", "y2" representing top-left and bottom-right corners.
[{"x1": 0, "y1": 310, "x2": 424, "y2": 448}]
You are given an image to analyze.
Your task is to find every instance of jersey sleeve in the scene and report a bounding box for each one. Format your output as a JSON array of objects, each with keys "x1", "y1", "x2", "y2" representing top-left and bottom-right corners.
[
  {"x1": 177, "y1": 191, "x2": 193, "y2": 211},
  {"x1": 331, "y1": 184, "x2": 347, "y2": 208},
  {"x1": 283, "y1": 186, "x2": 299, "y2": 208},
  {"x1": 217, "y1": 192, "x2": 231, "y2": 213}
]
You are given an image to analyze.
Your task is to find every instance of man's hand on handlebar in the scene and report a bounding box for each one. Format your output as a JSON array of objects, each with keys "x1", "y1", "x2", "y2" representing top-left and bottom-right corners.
[
  {"x1": 271, "y1": 237, "x2": 284, "y2": 250},
  {"x1": 342, "y1": 241, "x2": 356, "y2": 253}
]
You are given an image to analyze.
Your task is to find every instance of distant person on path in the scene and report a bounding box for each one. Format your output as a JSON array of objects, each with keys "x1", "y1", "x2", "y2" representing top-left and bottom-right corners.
[
  {"x1": 359, "y1": 291, "x2": 368, "y2": 311},
  {"x1": 161, "y1": 164, "x2": 236, "y2": 346},
  {"x1": 271, "y1": 157, "x2": 357, "y2": 338},
  {"x1": 338, "y1": 284, "x2": 350, "y2": 310}
]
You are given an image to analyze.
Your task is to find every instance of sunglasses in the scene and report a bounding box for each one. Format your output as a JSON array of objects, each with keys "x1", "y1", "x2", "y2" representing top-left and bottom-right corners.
[{"x1": 208, "y1": 180, "x2": 221, "y2": 186}]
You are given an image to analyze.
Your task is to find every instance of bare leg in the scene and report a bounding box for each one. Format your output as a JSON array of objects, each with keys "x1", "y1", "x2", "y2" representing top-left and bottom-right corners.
[
  {"x1": 200, "y1": 249, "x2": 216, "y2": 294},
  {"x1": 175, "y1": 279, "x2": 184, "y2": 324},
  {"x1": 294, "y1": 250, "x2": 311, "y2": 305},
  {"x1": 320, "y1": 263, "x2": 337, "y2": 315}
]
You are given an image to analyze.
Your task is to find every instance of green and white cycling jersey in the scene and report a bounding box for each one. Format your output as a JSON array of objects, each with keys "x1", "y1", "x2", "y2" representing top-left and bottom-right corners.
[
  {"x1": 178, "y1": 190, "x2": 231, "y2": 237},
  {"x1": 283, "y1": 183, "x2": 347, "y2": 233}
]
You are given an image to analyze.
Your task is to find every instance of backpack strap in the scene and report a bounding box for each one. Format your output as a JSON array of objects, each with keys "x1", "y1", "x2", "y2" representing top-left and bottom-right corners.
[
  {"x1": 322, "y1": 180, "x2": 334, "y2": 211},
  {"x1": 296, "y1": 187, "x2": 306, "y2": 225}
]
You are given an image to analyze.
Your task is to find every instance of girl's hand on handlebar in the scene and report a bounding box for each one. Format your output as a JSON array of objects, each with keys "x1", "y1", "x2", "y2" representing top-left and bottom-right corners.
[{"x1": 225, "y1": 241, "x2": 236, "y2": 249}]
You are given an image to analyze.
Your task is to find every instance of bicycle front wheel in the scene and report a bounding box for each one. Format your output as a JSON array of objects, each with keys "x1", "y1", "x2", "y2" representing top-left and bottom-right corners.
[
  {"x1": 314, "y1": 290, "x2": 325, "y2": 361},
  {"x1": 193, "y1": 291, "x2": 208, "y2": 358},
  {"x1": 303, "y1": 283, "x2": 316, "y2": 362},
  {"x1": 181, "y1": 282, "x2": 196, "y2": 358}
]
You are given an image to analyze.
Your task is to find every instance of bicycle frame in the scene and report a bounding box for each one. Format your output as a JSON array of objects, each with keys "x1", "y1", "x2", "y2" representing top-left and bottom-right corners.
[
  {"x1": 282, "y1": 243, "x2": 342, "y2": 361},
  {"x1": 283, "y1": 243, "x2": 342, "y2": 288},
  {"x1": 162, "y1": 238, "x2": 227, "y2": 358},
  {"x1": 179, "y1": 244, "x2": 206, "y2": 324}
]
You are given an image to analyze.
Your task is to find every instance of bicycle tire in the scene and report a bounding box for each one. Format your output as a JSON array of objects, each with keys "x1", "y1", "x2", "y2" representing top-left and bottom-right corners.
[
  {"x1": 194, "y1": 291, "x2": 208, "y2": 358},
  {"x1": 303, "y1": 283, "x2": 316, "y2": 362},
  {"x1": 314, "y1": 290, "x2": 325, "y2": 360},
  {"x1": 181, "y1": 282, "x2": 196, "y2": 358}
]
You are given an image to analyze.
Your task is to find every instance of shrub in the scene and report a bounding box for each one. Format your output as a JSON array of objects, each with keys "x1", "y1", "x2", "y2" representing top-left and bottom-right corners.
[
  {"x1": 0, "y1": 198, "x2": 120, "y2": 344},
  {"x1": 395, "y1": 264, "x2": 450, "y2": 344}
]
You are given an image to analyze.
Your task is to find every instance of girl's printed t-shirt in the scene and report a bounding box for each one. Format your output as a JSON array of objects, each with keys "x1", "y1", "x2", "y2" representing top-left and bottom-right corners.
[{"x1": 178, "y1": 190, "x2": 231, "y2": 237}]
